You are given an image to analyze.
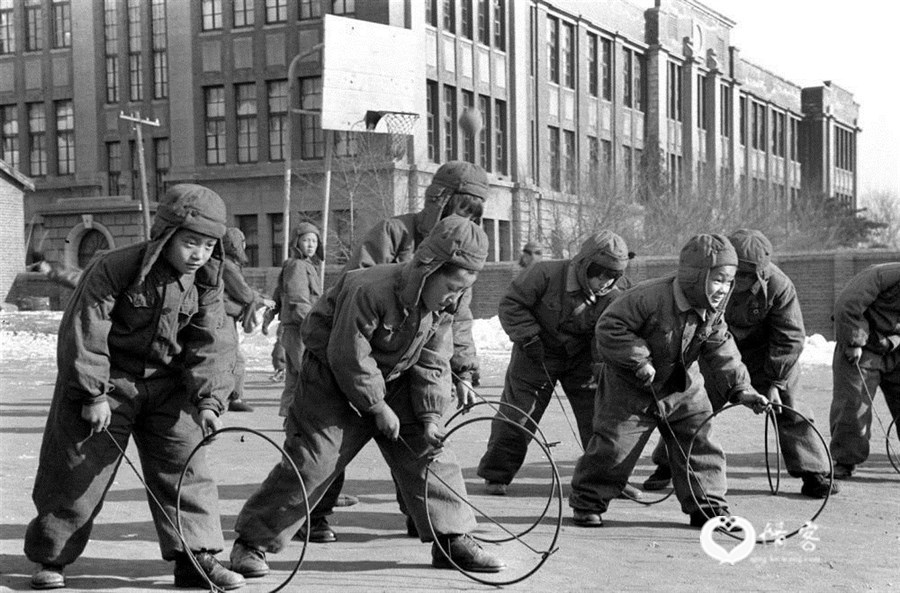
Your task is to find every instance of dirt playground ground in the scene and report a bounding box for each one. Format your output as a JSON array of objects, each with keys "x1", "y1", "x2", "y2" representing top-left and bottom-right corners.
[{"x1": 0, "y1": 343, "x2": 897, "y2": 592}]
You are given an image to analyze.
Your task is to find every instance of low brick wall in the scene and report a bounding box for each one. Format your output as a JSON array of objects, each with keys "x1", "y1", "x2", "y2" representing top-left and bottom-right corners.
[{"x1": 11, "y1": 250, "x2": 899, "y2": 340}]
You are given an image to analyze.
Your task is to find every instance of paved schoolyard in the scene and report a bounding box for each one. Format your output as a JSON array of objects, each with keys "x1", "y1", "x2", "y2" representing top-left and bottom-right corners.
[{"x1": 1, "y1": 356, "x2": 897, "y2": 593}]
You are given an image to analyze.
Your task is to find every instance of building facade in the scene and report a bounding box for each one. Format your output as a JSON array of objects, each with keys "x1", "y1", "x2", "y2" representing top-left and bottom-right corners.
[{"x1": 0, "y1": 0, "x2": 860, "y2": 269}]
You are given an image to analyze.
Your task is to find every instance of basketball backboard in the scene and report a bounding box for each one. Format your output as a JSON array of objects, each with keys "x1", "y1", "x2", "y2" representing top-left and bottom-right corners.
[{"x1": 320, "y1": 14, "x2": 422, "y2": 133}]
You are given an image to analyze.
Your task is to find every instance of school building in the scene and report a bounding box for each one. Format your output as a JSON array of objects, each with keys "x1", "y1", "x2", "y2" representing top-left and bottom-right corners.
[{"x1": 0, "y1": 0, "x2": 859, "y2": 271}]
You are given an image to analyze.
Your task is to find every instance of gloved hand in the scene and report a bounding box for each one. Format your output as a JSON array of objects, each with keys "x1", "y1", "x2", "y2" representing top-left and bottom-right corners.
[
  {"x1": 733, "y1": 388, "x2": 769, "y2": 414},
  {"x1": 635, "y1": 362, "x2": 656, "y2": 387},
  {"x1": 521, "y1": 336, "x2": 545, "y2": 364},
  {"x1": 844, "y1": 346, "x2": 863, "y2": 365},
  {"x1": 423, "y1": 421, "x2": 445, "y2": 448},
  {"x1": 373, "y1": 406, "x2": 400, "y2": 440},
  {"x1": 766, "y1": 385, "x2": 783, "y2": 413}
]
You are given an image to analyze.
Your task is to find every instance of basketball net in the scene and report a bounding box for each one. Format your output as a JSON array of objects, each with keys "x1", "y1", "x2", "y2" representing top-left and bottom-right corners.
[{"x1": 362, "y1": 110, "x2": 420, "y2": 160}]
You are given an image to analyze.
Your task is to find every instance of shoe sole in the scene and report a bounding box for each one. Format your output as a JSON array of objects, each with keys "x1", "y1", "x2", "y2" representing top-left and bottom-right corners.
[
  {"x1": 572, "y1": 517, "x2": 604, "y2": 527},
  {"x1": 432, "y1": 561, "x2": 506, "y2": 573},
  {"x1": 30, "y1": 582, "x2": 65, "y2": 591},
  {"x1": 642, "y1": 480, "x2": 671, "y2": 491},
  {"x1": 232, "y1": 568, "x2": 269, "y2": 579}
]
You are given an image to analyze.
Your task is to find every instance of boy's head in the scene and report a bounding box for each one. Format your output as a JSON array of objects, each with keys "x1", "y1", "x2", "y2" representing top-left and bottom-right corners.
[
  {"x1": 573, "y1": 230, "x2": 630, "y2": 297},
  {"x1": 519, "y1": 241, "x2": 543, "y2": 268},
  {"x1": 142, "y1": 184, "x2": 228, "y2": 282},
  {"x1": 420, "y1": 161, "x2": 491, "y2": 234},
  {"x1": 222, "y1": 227, "x2": 248, "y2": 265},
  {"x1": 289, "y1": 221, "x2": 323, "y2": 262},
  {"x1": 728, "y1": 228, "x2": 773, "y2": 293},
  {"x1": 414, "y1": 215, "x2": 488, "y2": 312},
  {"x1": 677, "y1": 234, "x2": 738, "y2": 311}
]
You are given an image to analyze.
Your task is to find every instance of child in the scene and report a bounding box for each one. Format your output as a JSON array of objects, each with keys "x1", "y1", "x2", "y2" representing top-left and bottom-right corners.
[
  {"x1": 517, "y1": 241, "x2": 544, "y2": 270},
  {"x1": 830, "y1": 262, "x2": 900, "y2": 479},
  {"x1": 643, "y1": 229, "x2": 837, "y2": 498},
  {"x1": 222, "y1": 227, "x2": 272, "y2": 412},
  {"x1": 275, "y1": 222, "x2": 323, "y2": 417},
  {"x1": 477, "y1": 231, "x2": 631, "y2": 495},
  {"x1": 569, "y1": 234, "x2": 768, "y2": 528},
  {"x1": 24, "y1": 184, "x2": 245, "y2": 590},
  {"x1": 228, "y1": 216, "x2": 505, "y2": 576}
]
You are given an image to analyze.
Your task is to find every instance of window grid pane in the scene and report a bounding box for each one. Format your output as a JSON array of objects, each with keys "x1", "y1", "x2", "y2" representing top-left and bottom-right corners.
[
  {"x1": 267, "y1": 80, "x2": 287, "y2": 161},
  {"x1": 202, "y1": 0, "x2": 222, "y2": 30},
  {"x1": 153, "y1": 137, "x2": 169, "y2": 200},
  {"x1": 494, "y1": 99, "x2": 507, "y2": 175},
  {"x1": 299, "y1": 77, "x2": 323, "y2": 159},
  {"x1": 442, "y1": 85, "x2": 457, "y2": 162},
  {"x1": 28, "y1": 103, "x2": 47, "y2": 176},
  {"x1": 0, "y1": 0, "x2": 16, "y2": 54},
  {"x1": 265, "y1": 0, "x2": 287, "y2": 23},
  {"x1": 299, "y1": 0, "x2": 321, "y2": 20},
  {"x1": 236, "y1": 83, "x2": 258, "y2": 163},
  {"x1": 25, "y1": 1, "x2": 43, "y2": 52},
  {"x1": 1, "y1": 104, "x2": 19, "y2": 170},
  {"x1": 51, "y1": 0, "x2": 71, "y2": 48},
  {"x1": 205, "y1": 87, "x2": 226, "y2": 164},
  {"x1": 233, "y1": 0, "x2": 254, "y2": 27},
  {"x1": 107, "y1": 141, "x2": 121, "y2": 194},
  {"x1": 56, "y1": 100, "x2": 74, "y2": 174}
]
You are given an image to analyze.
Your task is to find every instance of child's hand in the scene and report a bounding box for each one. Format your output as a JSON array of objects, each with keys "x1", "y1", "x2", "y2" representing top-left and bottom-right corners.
[
  {"x1": 844, "y1": 346, "x2": 863, "y2": 364},
  {"x1": 373, "y1": 406, "x2": 400, "y2": 440},
  {"x1": 635, "y1": 362, "x2": 656, "y2": 387},
  {"x1": 81, "y1": 401, "x2": 111, "y2": 434},
  {"x1": 766, "y1": 385, "x2": 783, "y2": 412},
  {"x1": 734, "y1": 389, "x2": 769, "y2": 414},
  {"x1": 454, "y1": 378, "x2": 476, "y2": 412},
  {"x1": 198, "y1": 409, "x2": 222, "y2": 438},
  {"x1": 423, "y1": 422, "x2": 444, "y2": 448}
]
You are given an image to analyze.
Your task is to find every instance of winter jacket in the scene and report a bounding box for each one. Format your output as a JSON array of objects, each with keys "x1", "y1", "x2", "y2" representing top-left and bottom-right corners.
[
  {"x1": 277, "y1": 222, "x2": 323, "y2": 328},
  {"x1": 221, "y1": 227, "x2": 263, "y2": 320},
  {"x1": 499, "y1": 230, "x2": 629, "y2": 358},
  {"x1": 301, "y1": 215, "x2": 489, "y2": 423},
  {"x1": 834, "y1": 262, "x2": 900, "y2": 352},
  {"x1": 55, "y1": 183, "x2": 234, "y2": 414}
]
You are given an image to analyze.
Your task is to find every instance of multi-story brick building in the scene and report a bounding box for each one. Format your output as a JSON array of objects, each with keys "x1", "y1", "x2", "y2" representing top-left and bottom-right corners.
[{"x1": 0, "y1": 0, "x2": 860, "y2": 269}]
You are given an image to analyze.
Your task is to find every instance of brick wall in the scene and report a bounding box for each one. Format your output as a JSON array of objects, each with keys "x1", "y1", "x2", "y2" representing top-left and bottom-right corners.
[
  {"x1": 15, "y1": 250, "x2": 898, "y2": 339},
  {"x1": 0, "y1": 180, "x2": 25, "y2": 303}
]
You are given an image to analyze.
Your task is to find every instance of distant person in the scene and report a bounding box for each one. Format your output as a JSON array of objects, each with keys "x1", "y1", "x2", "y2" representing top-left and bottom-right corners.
[
  {"x1": 517, "y1": 241, "x2": 544, "y2": 270},
  {"x1": 642, "y1": 229, "x2": 838, "y2": 498},
  {"x1": 829, "y1": 262, "x2": 900, "y2": 479},
  {"x1": 262, "y1": 306, "x2": 286, "y2": 382},
  {"x1": 569, "y1": 234, "x2": 768, "y2": 528},
  {"x1": 477, "y1": 231, "x2": 632, "y2": 496},
  {"x1": 33, "y1": 261, "x2": 83, "y2": 290},
  {"x1": 222, "y1": 227, "x2": 274, "y2": 412},
  {"x1": 228, "y1": 216, "x2": 506, "y2": 577},
  {"x1": 24, "y1": 184, "x2": 245, "y2": 591}
]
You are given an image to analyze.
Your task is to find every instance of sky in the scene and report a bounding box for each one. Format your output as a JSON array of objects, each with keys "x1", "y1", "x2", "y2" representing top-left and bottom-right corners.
[{"x1": 664, "y1": 0, "x2": 900, "y2": 200}]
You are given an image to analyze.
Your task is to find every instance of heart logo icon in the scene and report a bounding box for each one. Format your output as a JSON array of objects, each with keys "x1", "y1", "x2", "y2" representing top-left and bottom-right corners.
[{"x1": 699, "y1": 514, "x2": 757, "y2": 565}]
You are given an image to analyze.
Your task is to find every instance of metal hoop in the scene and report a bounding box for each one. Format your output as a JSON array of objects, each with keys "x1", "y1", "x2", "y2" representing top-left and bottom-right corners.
[
  {"x1": 764, "y1": 407, "x2": 783, "y2": 494},
  {"x1": 424, "y1": 414, "x2": 563, "y2": 586},
  {"x1": 176, "y1": 427, "x2": 311, "y2": 593},
  {"x1": 684, "y1": 403, "x2": 833, "y2": 544},
  {"x1": 362, "y1": 110, "x2": 419, "y2": 159},
  {"x1": 887, "y1": 414, "x2": 900, "y2": 475}
]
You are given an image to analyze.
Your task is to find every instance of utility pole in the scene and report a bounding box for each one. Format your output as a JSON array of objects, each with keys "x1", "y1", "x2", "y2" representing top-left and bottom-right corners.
[{"x1": 120, "y1": 111, "x2": 160, "y2": 240}]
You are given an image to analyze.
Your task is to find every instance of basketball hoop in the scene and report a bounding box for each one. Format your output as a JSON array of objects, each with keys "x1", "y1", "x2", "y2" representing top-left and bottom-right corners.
[{"x1": 364, "y1": 110, "x2": 419, "y2": 159}]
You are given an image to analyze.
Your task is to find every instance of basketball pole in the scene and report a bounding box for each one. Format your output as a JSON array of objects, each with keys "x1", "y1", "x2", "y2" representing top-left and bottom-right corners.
[{"x1": 282, "y1": 43, "x2": 323, "y2": 266}]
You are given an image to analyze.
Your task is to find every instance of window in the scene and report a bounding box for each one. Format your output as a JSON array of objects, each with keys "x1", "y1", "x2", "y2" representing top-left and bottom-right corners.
[
  {"x1": 601, "y1": 38, "x2": 612, "y2": 100},
  {"x1": 696, "y1": 74, "x2": 706, "y2": 130},
  {"x1": 265, "y1": 0, "x2": 287, "y2": 23},
  {"x1": 667, "y1": 62, "x2": 682, "y2": 121},
  {"x1": 751, "y1": 101, "x2": 766, "y2": 151},
  {"x1": 204, "y1": 86, "x2": 226, "y2": 165},
  {"x1": 426, "y1": 80, "x2": 438, "y2": 162},
  {"x1": 153, "y1": 137, "x2": 169, "y2": 200},
  {"x1": 548, "y1": 126, "x2": 560, "y2": 191},
  {"x1": 460, "y1": 0, "x2": 472, "y2": 39},
  {"x1": 28, "y1": 103, "x2": 46, "y2": 176},
  {"x1": 478, "y1": 94, "x2": 490, "y2": 171},
  {"x1": 492, "y1": 0, "x2": 505, "y2": 50},
  {"x1": 494, "y1": 99, "x2": 507, "y2": 175},
  {"x1": 233, "y1": 0, "x2": 254, "y2": 27},
  {"x1": 129, "y1": 140, "x2": 139, "y2": 196},
  {"x1": 333, "y1": 131, "x2": 357, "y2": 157},
  {"x1": 299, "y1": 0, "x2": 321, "y2": 20},
  {"x1": 55, "y1": 100, "x2": 74, "y2": 174},
  {"x1": 588, "y1": 135, "x2": 599, "y2": 182},
  {"x1": 547, "y1": 16, "x2": 559, "y2": 84},
  {"x1": 461, "y1": 91, "x2": 475, "y2": 163},
  {"x1": 623, "y1": 49, "x2": 633, "y2": 108},
  {"x1": 0, "y1": 0, "x2": 15, "y2": 54},
  {"x1": 601, "y1": 139, "x2": 611, "y2": 181},
  {"x1": 236, "y1": 215, "x2": 259, "y2": 267},
  {"x1": 267, "y1": 213, "x2": 281, "y2": 266},
  {"x1": 104, "y1": 0, "x2": 119, "y2": 103},
  {"x1": 235, "y1": 83, "x2": 258, "y2": 163},
  {"x1": 562, "y1": 129, "x2": 575, "y2": 193},
  {"x1": 425, "y1": 0, "x2": 436, "y2": 27},
  {"x1": 151, "y1": 0, "x2": 167, "y2": 99},
  {"x1": 442, "y1": 0, "x2": 455, "y2": 33},
  {"x1": 561, "y1": 21, "x2": 574, "y2": 89},
  {"x1": 1, "y1": 105, "x2": 19, "y2": 169},
  {"x1": 332, "y1": 0, "x2": 354, "y2": 15},
  {"x1": 789, "y1": 116, "x2": 799, "y2": 162},
  {"x1": 25, "y1": 0, "x2": 43, "y2": 52},
  {"x1": 477, "y1": 0, "x2": 488, "y2": 44},
  {"x1": 623, "y1": 146, "x2": 632, "y2": 190},
  {"x1": 835, "y1": 126, "x2": 855, "y2": 172},
  {"x1": 633, "y1": 53, "x2": 644, "y2": 112},
  {"x1": 51, "y1": 0, "x2": 71, "y2": 48},
  {"x1": 720, "y1": 84, "x2": 731, "y2": 138},
  {"x1": 442, "y1": 85, "x2": 457, "y2": 162},
  {"x1": 771, "y1": 111, "x2": 785, "y2": 157},
  {"x1": 107, "y1": 141, "x2": 122, "y2": 194},
  {"x1": 267, "y1": 80, "x2": 287, "y2": 161},
  {"x1": 77, "y1": 230, "x2": 109, "y2": 269},
  {"x1": 739, "y1": 95, "x2": 747, "y2": 146},
  {"x1": 587, "y1": 34, "x2": 598, "y2": 97},
  {"x1": 127, "y1": 0, "x2": 142, "y2": 101},
  {"x1": 299, "y1": 76, "x2": 323, "y2": 159},
  {"x1": 201, "y1": 0, "x2": 222, "y2": 30}
]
